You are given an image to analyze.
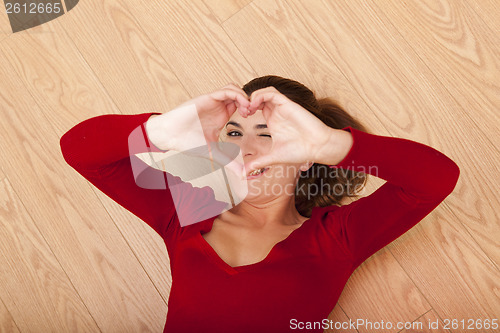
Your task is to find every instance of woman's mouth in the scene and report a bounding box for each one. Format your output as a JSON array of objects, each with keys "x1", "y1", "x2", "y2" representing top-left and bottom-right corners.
[{"x1": 247, "y1": 167, "x2": 269, "y2": 179}]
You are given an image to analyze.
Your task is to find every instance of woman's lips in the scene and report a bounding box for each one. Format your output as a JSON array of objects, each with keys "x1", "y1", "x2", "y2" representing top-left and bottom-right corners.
[{"x1": 247, "y1": 167, "x2": 269, "y2": 180}]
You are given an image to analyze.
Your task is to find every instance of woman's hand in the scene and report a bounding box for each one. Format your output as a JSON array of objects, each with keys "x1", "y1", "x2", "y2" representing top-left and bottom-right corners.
[
  {"x1": 147, "y1": 84, "x2": 250, "y2": 152},
  {"x1": 245, "y1": 87, "x2": 352, "y2": 171},
  {"x1": 146, "y1": 84, "x2": 251, "y2": 178}
]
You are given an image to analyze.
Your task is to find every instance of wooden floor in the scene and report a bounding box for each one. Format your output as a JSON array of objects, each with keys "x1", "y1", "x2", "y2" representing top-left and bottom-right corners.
[{"x1": 0, "y1": 1, "x2": 499, "y2": 332}]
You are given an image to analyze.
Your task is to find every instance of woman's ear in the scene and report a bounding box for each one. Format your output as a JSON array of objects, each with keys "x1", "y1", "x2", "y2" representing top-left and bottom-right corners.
[{"x1": 299, "y1": 161, "x2": 314, "y2": 172}]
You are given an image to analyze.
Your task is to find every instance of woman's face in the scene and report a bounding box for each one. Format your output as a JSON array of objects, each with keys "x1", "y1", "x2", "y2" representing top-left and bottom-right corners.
[{"x1": 220, "y1": 110, "x2": 303, "y2": 202}]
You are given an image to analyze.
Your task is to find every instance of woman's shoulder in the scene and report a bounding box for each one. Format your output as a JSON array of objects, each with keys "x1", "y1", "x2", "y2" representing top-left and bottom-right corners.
[{"x1": 310, "y1": 204, "x2": 344, "y2": 220}]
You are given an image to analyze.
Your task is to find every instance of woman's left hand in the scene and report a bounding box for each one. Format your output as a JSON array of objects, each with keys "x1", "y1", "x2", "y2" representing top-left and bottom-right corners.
[{"x1": 244, "y1": 87, "x2": 335, "y2": 171}]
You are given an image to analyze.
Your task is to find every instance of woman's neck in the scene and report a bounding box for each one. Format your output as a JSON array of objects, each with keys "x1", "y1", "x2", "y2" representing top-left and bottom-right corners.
[{"x1": 223, "y1": 196, "x2": 307, "y2": 230}]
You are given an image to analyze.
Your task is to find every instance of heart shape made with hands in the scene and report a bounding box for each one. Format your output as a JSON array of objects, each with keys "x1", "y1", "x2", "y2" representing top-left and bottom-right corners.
[
  {"x1": 233, "y1": 87, "x2": 286, "y2": 118},
  {"x1": 225, "y1": 87, "x2": 326, "y2": 173}
]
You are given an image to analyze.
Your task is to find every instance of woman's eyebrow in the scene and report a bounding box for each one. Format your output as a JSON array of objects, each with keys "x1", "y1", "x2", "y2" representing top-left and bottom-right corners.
[
  {"x1": 226, "y1": 121, "x2": 268, "y2": 129},
  {"x1": 226, "y1": 121, "x2": 241, "y2": 128}
]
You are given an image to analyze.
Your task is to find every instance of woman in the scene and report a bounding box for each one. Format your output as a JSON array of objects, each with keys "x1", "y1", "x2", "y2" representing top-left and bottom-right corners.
[{"x1": 60, "y1": 76, "x2": 459, "y2": 332}]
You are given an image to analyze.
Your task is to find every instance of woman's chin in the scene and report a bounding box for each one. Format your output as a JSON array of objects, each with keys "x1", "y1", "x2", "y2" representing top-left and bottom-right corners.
[{"x1": 241, "y1": 187, "x2": 291, "y2": 204}]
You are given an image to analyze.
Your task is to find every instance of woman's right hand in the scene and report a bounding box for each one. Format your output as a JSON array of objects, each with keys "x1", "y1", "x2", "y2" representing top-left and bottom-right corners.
[
  {"x1": 145, "y1": 84, "x2": 251, "y2": 180},
  {"x1": 146, "y1": 84, "x2": 250, "y2": 152}
]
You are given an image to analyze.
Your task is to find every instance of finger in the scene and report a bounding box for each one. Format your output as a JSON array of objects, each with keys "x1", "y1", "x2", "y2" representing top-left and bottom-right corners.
[
  {"x1": 211, "y1": 89, "x2": 250, "y2": 113},
  {"x1": 221, "y1": 84, "x2": 251, "y2": 112},
  {"x1": 232, "y1": 100, "x2": 249, "y2": 118},
  {"x1": 211, "y1": 89, "x2": 247, "y2": 105},
  {"x1": 248, "y1": 103, "x2": 265, "y2": 116},
  {"x1": 226, "y1": 101, "x2": 237, "y2": 116},
  {"x1": 223, "y1": 83, "x2": 249, "y2": 100},
  {"x1": 249, "y1": 88, "x2": 287, "y2": 112},
  {"x1": 249, "y1": 86, "x2": 279, "y2": 102},
  {"x1": 224, "y1": 84, "x2": 252, "y2": 116},
  {"x1": 226, "y1": 99, "x2": 248, "y2": 119}
]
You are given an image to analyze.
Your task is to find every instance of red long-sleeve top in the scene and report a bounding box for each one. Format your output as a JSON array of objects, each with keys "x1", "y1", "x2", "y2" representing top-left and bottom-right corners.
[{"x1": 60, "y1": 112, "x2": 459, "y2": 333}]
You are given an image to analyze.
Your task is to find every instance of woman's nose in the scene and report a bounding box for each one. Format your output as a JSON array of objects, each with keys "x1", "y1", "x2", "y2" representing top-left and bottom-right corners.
[{"x1": 240, "y1": 137, "x2": 259, "y2": 157}]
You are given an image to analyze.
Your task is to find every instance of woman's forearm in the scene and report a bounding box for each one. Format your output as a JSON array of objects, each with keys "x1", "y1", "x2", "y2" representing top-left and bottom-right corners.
[
  {"x1": 323, "y1": 127, "x2": 460, "y2": 202},
  {"x1": 145, "y1": 104, "x2": 208, "y2": 153},
  {"x1": 145, "y1": 113, "x2": 171, "y2": 151},
  {"x1": 313, "y1": 128, "x2": 354, "y2": 166}
]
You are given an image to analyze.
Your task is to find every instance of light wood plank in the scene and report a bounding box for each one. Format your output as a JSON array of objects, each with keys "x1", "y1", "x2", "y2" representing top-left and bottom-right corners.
[
  {"x1": 338, "y1": 249, "x2": 431, "y2": 333},
  {"x1": 285, "y1": 0, "x2": 483, "y2": 141},
  {"x1": 390, "y1": 203, "x2": 500, "y2": 324},
  {"x1": 462, "y1": 0, "x2": 500, "y2": 47},
  {"x1": 92, "y1": 187, "x2": 173, "y2": 303},
  {"x1": 56, "y1": 0, "x2": 190, "y2": 115},
  {"x1": 0, "y1": 24, "x2": 121, "y2": 133},
  {"x1": 0, "y1": 178, "x2": 98, "y2": 332},
  {"x1": 363, "y1": 0, "x2": 500, "y2": 272},
  {"x1": 126, "y1": 0, "x2": 256, "y2": 95},
  {"x1": 402, "y1": 310, "x2": 451, "y2": 333},
  {"x1": 0, "y1": 54, "x2": 166, "y2": 332},
  {"x1": 0, "y1": 2, "x2": 12, "y2": 43},
  {"x1": 203, "y1": 0, "x2": 253, "y2": 23},
  {"x1": 0, "y1": 298, "x2": 20, "y2": 333},
  {"x1": 324, "y1": 305, "x2": 358, "y2": 333},
  {"x1": 373, "y1": 0, "x2": 500, "y2": 144},
  {"x1": 288, "y1": 0, "x2": 500, "y2": 268},
  {"x1": 20, "y1": 0, "x2": 186, "y2": 308}
]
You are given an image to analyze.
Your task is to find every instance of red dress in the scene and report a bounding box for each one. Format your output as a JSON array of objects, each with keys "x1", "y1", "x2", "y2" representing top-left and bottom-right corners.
[{"x1": 60, "y1": 113, "x2": 459, "y2": 332}]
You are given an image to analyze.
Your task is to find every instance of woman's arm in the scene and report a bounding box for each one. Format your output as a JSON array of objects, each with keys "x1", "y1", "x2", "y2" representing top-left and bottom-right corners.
[
  {"x1": 60, "y1": 85, "x2": 250, "y2": 244},
  {"x1": 322, "y1": 127, "x2": 460, "y2": 267},
  {"x1": 60, "y1": 113, "x2": 179, "y2": 238},
  {"x1": 242, "y1": 87, "x2": 459, "y2": 267}
]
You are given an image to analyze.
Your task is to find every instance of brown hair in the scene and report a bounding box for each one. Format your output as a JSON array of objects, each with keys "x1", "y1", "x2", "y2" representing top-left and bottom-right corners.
[{"x1": 242, "y1": 75, "x2": 368, "y2": 216}]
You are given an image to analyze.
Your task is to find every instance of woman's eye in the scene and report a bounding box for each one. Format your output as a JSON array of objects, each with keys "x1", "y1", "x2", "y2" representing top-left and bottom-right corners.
[
  {"x1": 227, "y1": 131, "x2": 241, "y2": 137},
  {"x1": 260, "y1": 134, "x2": 272, "y2": 138}
]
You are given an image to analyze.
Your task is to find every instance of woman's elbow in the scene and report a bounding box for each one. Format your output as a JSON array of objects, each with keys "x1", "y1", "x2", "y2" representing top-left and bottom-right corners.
[
  {"x1": 59, "y1": 130, "x2": 87, "y2": 171},
  {"x1": 438, "y1": 159, "x2": 460, "y2": 200},
  {"x1": 60, "y1": 131, "x2": 75, "y2": 166}
]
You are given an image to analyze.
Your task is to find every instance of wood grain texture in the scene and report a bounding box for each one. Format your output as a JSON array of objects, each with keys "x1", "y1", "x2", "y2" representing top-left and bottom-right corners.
[
  {"x1": 359, "y1": 0, "x2": 500, "y2": 269},
  {"x1": 465, "y1": 0, "x2": 500, "y2": 33},
  {"x1": 324, "y1": 305, "x2": 358, "y2": 333},
  {"x1": 373, "y1": 0, "x2": 500, "y2": 144},
  {"x1": 0, "y1": 22, "x2": 120, "y2": 134},
  {"x1": 287, "y1": 0, "x2": 473, "y2": 140},
  {"x1": 0, "y1": 298, "x2": 20, "y2": 333},
  {"x1": 51, "y1": 0, "x2": 189, "y2": 309},
  {"x1": 0, "y1": 54, "x2": 165, "y2": 332},
  {"x1": 402, "y1": 310, "x2": 451, "y2": 333},
  {"x1": 0, "y1": 178, "x2": 98, "y2": 332},
  {"x1": 338, "y1": 249, "x2": 431, "y2": 333},
  {"x1": 57, "y1": 0, "x2": 190, "y2": 115},
  {"x1": 390, "y1": 204, "x2": 500, "y2": 326},
  {"x1": 0, "y1": 3, "x2": 12, "y2": 42},
  {"x1": 92, "y1": 187, "x2": 173, "y2": 303},
  {"x1": 203, "y1": 0, "x2": 252, "y2": 23},
  {"x1": 124, "y1": 0, "x2": 256, "y2": 95}
]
